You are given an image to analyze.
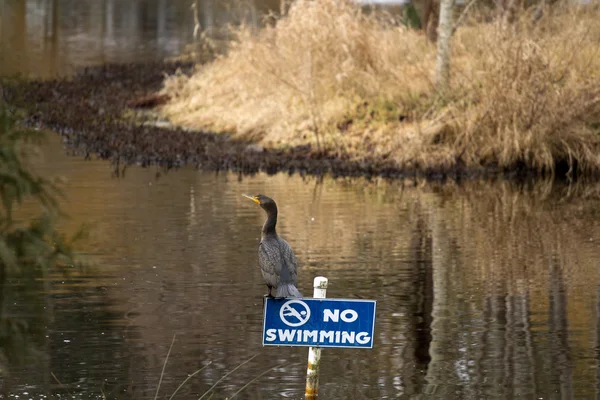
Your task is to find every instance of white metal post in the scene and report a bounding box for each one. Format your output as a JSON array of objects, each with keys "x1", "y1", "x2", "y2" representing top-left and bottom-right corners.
[{"x1": 305, "y1": 276, "x2": 328, "y2": 399}]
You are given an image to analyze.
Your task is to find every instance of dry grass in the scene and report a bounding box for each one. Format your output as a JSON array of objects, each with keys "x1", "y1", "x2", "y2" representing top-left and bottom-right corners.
[
  {"x1": 161, "y1": 0, "x2": 600, "y2": 176},
  {"x1": 449, "y1": 4, "x2": 600, "y2": 175}
]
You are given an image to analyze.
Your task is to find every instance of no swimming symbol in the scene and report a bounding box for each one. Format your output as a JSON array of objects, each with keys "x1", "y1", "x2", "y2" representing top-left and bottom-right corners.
[{"x1": 280, "y1": 300, "x2": 311, "y2": 327}]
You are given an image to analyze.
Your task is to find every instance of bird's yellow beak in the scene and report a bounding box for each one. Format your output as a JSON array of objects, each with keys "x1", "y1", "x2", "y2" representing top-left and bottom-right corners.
[{"x1": 242, "y1": 193, "x2": 260, "y2": 204}]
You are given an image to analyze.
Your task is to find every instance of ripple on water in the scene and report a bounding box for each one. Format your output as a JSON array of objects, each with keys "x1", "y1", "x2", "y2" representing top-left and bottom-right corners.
[{"x1": 2, "y1": 136, "x2": 600, "y2": 398}]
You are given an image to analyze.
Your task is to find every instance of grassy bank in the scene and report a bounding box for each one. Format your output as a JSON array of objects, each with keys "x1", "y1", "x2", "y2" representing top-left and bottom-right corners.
[{"x1": 161, "y1": 0, "x2": 600, "y2": 178}]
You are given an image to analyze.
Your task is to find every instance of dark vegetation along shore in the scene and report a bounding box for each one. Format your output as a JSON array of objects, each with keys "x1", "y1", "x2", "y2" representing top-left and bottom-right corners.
[
  {"x1": 5, "y1": 62, "x2": 462, "y2": 180},
  {"x1": 6, "y1": 61, "x2": 488, "y2": 180},
  {"x1": 6, "y1": 0, "x2": 600, "y2": 181}
]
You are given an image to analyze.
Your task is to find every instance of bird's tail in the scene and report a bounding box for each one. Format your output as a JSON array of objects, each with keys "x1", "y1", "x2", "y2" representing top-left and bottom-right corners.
[{"x1": 277, "y1": 284, "x2": 302, "y2": 298}]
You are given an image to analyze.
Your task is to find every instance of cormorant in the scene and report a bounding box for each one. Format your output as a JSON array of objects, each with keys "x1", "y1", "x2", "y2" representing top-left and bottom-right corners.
[{"x1": 243, "y1": 194, "x2": 302, "y2": 298}]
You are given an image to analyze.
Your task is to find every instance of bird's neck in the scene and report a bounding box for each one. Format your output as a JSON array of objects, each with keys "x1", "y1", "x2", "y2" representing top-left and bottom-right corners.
[{"x1": 262, "y1": 211, "x2": 277, "y2": 236}]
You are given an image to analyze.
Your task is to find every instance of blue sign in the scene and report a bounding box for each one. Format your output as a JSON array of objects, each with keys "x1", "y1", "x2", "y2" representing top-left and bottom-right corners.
[{"x1": 262, "y1": 298, "x2": 377, "y2": 348}]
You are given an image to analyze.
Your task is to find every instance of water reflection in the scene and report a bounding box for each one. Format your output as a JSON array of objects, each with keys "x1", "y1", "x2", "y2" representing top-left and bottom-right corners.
[
  {"x1": 5, "y1": 0, "x2": 600, "y2": 398},
  {"x1": 2, "y1": 135, "x2": 600, "y2": 398},
  {"x1": 0, "y1": 0, "x2": 281, "y2": 78}
]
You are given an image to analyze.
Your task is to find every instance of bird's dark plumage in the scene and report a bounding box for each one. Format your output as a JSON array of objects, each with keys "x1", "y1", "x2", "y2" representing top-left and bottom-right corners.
[{"x1": 243, "y1": 194, "x2": 302, "y2": 298}]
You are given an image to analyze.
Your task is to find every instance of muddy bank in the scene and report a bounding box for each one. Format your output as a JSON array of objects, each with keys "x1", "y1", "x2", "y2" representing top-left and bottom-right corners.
[{"x1": 7, "y1": 61, "x2": 525, "y2": 181}]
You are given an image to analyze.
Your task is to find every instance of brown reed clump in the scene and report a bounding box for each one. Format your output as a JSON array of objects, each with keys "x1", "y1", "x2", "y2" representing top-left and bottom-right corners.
[{"x1": 162, "y1": 0, "x2": 600, "y2": 176}]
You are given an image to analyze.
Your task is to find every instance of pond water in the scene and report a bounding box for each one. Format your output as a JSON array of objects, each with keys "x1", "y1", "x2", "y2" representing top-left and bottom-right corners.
[
  {"x1": 3, "y1": 1, "x2": 600, "y2": 399},
  {"x1": 0, "y1": 0, "x2": 281, "y2": 78},
  {"x1": 2, "y1": 137, "x2": 599, "y2": 400}
]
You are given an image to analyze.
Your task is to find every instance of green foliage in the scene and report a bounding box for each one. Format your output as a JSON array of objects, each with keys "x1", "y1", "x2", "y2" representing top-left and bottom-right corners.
[
  {"x1": 401, "y1": 4, "x2": 422, "y2": 30},
  {"x1": 0, "y1": 92, "x2": 77, "y2": 274},
  {"x1": 0, "y1": 86, "x2": 81, "y2": 372}
]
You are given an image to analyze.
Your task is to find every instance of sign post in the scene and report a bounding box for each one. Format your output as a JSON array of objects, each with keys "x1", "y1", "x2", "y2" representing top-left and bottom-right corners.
[
  {"x1": 262, "y1": 277, "x2": 377, "y2": 399},
  {"x1": 306, "y1": 276, "x2": 328, "y2": 399}
]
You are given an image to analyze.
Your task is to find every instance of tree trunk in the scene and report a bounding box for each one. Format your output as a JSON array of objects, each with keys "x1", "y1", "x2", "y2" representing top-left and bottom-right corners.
[
  {"x1": 421, "y1": 0, "x2": 440, "y2": 42},
  {"x1": 435, "y1": 0, "x2": 455, "y2": 91}
]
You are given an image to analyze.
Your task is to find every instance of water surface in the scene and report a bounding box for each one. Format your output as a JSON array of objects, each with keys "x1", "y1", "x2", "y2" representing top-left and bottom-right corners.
[
  {"x1": 0, "y1": 0, "x2": 279, "y2": 77},
  {"x1": 2, "y1": 135, "x2": 600, "y2": 399},
  {"x1": 2, "y1": 1, "x2": 600, "y2": 398}
]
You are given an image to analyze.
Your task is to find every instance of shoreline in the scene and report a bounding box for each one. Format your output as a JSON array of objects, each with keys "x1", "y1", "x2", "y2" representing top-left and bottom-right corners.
[{"x1": 5, "y1": 61, "x2": 573, "y2": 182}]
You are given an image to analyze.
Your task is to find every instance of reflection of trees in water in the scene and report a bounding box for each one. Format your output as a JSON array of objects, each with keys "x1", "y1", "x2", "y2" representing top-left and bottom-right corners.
[
  {"x1": 0, "y1": 268, "x2": 51, "y2": 396},
  {"x1": 8, "y1": 154, "x2": 600, "y2": 398},
  {"x1": 547, "y1": 256, "x2": 573, "y2": 397},
  {"x1": 414, "y1": 180, "x2": 600, "y2": 399},
  {"x1": 49, "y1": 281, "x2": 141, "y2": 398},
  {"x1": 249, "y1": 178, "x2": 600, "y2": 398},
  {"x1": 409, "y1": 214, "x2": 433, "y2": 387},
  {"x1": 171, "y1": 176, "x2": 600, "y2": 398},
  {"x1": 282, "y1": 178, "x2": 600, "y2": 398},
  {"x1": 2, "y1": 277, "x2": 135, "y2": 398},
  {"x1": 0, "y1": 103, "x2": 134, "y2": 397},
  {"x1": 595, "y1": 285, "x2": 600, "y2": 394},
  {"x1": 0, "y1": 0, "x2": 285, "y2": 76}
]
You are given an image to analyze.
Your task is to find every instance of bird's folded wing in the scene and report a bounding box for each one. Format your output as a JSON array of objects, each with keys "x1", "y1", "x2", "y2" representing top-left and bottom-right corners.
[
  {"x1": 259, "y1": 240, "x2": 281, "y2": 285},
  {"x1": 278, "y1": 238, "x2": 299, "y2": 286}
]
